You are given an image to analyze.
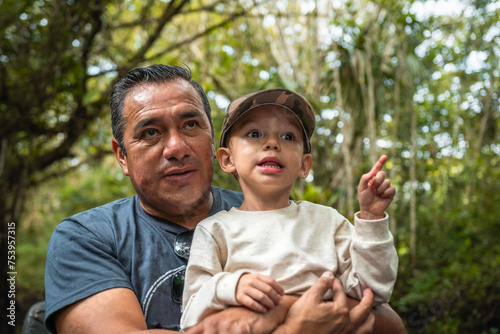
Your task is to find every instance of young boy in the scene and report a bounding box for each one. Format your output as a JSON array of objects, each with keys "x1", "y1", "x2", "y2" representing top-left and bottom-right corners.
[{"x1": 180, "y1": 89, "x2": 398, "y2": 330}]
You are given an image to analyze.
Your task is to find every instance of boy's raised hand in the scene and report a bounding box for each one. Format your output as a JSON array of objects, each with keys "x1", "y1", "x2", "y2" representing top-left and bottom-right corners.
[
  {"x1": 358, "y1": 155, "x2": 396, "y2": 220},
  {"x1": 236, "y1": 273, "x2": 285, "y2": 313}
]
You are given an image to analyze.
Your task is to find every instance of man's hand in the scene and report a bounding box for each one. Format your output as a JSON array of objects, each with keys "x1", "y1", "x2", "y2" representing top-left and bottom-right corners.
[
  {"x1": 236, "y1": 273, "x2": 285, "y2": 313},
  {"x1": 358, "y1": 155, "x2": 396, "y2": 220},
  {"x1": 275, "y1": 271, "x2": 375, "y2": 334}
]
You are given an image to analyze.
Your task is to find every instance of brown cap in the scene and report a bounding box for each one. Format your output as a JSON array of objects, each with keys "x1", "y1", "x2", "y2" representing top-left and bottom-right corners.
[{"x1": 220, "y1": 89, "x2": 315, "y2": 153}]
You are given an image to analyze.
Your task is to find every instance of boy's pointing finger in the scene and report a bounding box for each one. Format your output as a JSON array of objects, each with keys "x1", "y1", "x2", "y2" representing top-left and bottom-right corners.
[{"x1": 369, "y1": 155, "x2": 387, "y2": 175}]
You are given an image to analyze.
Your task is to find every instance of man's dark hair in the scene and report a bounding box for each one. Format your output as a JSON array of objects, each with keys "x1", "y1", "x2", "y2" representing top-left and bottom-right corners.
[{"x1": 109, "y1": 64, "x2": 213, "y2": 156}]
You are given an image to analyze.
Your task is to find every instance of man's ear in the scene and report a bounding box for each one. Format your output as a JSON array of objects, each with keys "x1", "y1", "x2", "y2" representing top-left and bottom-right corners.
[
  {"x1": 216, "y1": 147, "x2": 236, "y2": 174},
  {"x1": 112, "y1": 138, "x2": 129, "y2": 176},
  {"x1": 299, "y1": 153, "x2": 312, "y2": 179}
]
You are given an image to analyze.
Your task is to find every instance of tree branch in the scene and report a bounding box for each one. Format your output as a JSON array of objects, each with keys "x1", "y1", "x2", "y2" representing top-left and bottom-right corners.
[
  {"x1": 126, "y1": 0, "x2": 191, "y2": 70},
  {"x1": 30, "y1": 148, "x2": 114, "y2": 186},
  {"x1": 146, "y1": 8, "x2": 247, "y2": 61}
]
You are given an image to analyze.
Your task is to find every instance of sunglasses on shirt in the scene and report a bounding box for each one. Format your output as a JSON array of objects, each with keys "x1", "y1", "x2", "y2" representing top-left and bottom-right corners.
[{"x1": 172, "y1": 230, "x2": 194, "y2": 304}]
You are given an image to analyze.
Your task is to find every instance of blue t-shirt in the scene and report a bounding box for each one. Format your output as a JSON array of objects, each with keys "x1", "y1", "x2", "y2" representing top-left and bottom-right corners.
[{"x1": 44, "y1": 186, "x2": 243, "y2": 333}]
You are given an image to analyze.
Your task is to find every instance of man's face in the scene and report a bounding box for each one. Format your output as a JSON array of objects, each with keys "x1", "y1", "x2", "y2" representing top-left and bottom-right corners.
[{"x1": 114, "y1": 79, "x2": 215, "y2": 224}]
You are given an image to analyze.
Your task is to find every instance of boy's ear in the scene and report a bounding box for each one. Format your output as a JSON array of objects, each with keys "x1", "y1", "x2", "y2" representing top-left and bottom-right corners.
[
  {"x1": 216, "y1": 147, "x2": 237, "y2": 174},
  {"x1": 299, "y1": 154, "x2": 312, "y2": 179}
]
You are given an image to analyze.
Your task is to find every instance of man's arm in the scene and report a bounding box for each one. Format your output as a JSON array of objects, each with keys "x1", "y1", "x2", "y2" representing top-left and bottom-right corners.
[
  {"x1": 55, "y1": 288, "x2": 176, "y2": 334},
  {"x1": 188, "y1": 272, "x2": 405, "y2": 334},
  {"x1": 345, "y1": 297, "x2": 405, "y2": 333},
  {"x1": 188, "y1": 272, "x2": 375, "y2": 334},
  {"x1": 56, "y1": 286, "x2": 290, "y2": 334},
  {"x1": 54, "y1": 286, "x2": 405, "y2": 334},
  {"x1": 369, "y1": 303, "x2": 406, "y2": 334}
]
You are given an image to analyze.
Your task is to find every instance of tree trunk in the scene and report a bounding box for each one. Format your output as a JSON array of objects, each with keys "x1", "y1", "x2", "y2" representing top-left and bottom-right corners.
[
  {"x1": 333, "y1": 44, "x2": 355, "y2": 217},
  {"x1": 409, "y1": 89, "x2": 418, "y2": 269},
  {"x1": 388, "y1": 44, "x2": 405, "y2": 238},
  {"x1": 364, "y1": 36, "x2": 378, "y2": 165}
]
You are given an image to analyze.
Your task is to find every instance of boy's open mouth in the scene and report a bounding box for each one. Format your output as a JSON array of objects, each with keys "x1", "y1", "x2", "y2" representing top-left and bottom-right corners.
[{"x1": 258, "y1": 158, "x2": 283, "y2": 169}]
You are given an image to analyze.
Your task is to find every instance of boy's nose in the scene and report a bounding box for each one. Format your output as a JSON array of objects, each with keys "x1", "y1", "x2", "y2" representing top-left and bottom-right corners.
[{"x1": 264, "y1": 136, "x2": 280, "y2": 151}]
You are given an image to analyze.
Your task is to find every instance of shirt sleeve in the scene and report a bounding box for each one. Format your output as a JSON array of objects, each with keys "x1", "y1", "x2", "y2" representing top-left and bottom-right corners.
[
  {"x1": 335, "y1": 212, "x2": 398, "y2": 305},
  {"x1": 180, "y1": 223, "x2": 243, "y2": 330},
  {"x1": 44, "y1": 218, "x2": 133, "y2": 333}
]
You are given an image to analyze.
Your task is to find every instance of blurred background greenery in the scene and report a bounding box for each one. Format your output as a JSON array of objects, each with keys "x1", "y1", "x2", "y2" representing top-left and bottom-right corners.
[{"x1": 1, "y1": 0, "x2": 499, "y2": 333}]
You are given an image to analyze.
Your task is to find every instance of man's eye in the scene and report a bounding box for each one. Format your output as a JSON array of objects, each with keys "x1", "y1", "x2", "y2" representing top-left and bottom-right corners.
[
  {"x1": 247, "y1": 131, "x2": 261, "y2": 138},
  {"x1": 143, "y1": 129, "x2": 159, "y2": 138},
  {"x1": 185, "y1": 121, "x2": 197, "y2": 130},
  {"x1": 282, "y1": 133, "x2": 295, "y2": 141}
]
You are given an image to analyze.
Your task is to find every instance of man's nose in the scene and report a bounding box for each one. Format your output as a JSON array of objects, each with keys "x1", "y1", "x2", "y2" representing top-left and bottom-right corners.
[{"x1": 163, "y1": 131, "x2": 190, "y2": 160}]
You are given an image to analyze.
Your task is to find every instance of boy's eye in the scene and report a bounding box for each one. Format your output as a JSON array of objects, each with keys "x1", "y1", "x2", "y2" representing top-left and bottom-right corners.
[
  {"x1": 282, "y1": 133, "x2": 295, "y2": 141},
  {"x1": 247, "y1": 131, "x2": 261, "y2": 138}
]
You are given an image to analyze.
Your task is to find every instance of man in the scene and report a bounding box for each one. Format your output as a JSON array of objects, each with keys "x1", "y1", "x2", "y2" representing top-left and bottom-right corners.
[{"x1": 45, "y1": 64, "x2": 404, "y2": 333}]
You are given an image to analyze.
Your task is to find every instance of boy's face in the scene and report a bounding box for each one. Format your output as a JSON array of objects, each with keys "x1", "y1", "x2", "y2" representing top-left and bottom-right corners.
[{"x1": 217, "y1": 105, "x2": 312, "y2": 197}]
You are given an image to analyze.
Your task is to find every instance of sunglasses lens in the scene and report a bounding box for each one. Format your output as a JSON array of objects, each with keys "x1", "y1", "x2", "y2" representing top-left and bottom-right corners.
[
  {"x1": 172, "y1": 231, "x2": 192, "y2": 304},
  {"x1": 172, "y1": 269, "x2": 185, "y2": 304},
  {"x1": 175, "y1": 230, "x2": 193, "y2": 259}
]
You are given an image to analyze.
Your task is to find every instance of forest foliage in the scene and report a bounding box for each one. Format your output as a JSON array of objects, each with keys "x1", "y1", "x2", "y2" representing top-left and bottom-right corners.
[{"x1": 1, "y1": 0, "x2": 499, "y2": 333}]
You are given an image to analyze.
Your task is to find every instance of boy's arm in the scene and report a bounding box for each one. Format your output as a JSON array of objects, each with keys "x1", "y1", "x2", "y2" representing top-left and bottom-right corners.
[
  {"x1": 357, "y1": 155, "x2": 398, "y2": 303},
  {"x1": 347, "y1": 213, "x2": 398, "y2": 304},
  {"x1": 336, "y1": 155, "x2": 398, "y2": 303},
  {"x1": 181, "y1": 225, "x2": 245, "y2": 329},
  {"x1": 182, "y1": 227, "x2": 229, "y2": 329}
]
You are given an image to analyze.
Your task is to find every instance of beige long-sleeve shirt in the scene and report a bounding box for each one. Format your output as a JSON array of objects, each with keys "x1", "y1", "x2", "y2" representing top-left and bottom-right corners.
[{"x1": 181, "y1": 201, "x2": 398, "y2": 330}]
